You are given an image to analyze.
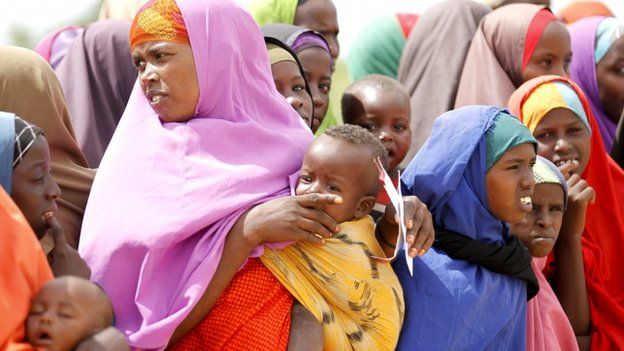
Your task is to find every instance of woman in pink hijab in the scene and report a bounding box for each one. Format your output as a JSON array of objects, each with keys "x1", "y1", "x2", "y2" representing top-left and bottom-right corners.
[{"x1": 79, "y1": 0, "x2": 433, "y2": 349}]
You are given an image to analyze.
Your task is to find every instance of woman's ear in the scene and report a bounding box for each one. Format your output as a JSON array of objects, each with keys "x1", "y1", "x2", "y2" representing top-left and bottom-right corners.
[{"x1": 354, "y1": 196, "x2": 377, "y2": 219}]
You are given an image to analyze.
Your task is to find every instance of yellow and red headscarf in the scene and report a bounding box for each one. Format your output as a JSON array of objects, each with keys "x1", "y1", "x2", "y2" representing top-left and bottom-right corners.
[{"x1": 129, "y1": 0, "x2": 189, "y2": 49}]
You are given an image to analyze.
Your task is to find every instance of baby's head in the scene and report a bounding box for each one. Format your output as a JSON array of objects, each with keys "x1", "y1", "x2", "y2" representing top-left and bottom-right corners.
[
  {"x1": 511, "y1": 156, "x2": 568, "y2": 258},
  {"x1": 341, "y1": 74, "x2": 411, "y2": 172},
  {"x1": 26, "y1": 277, "x2": 115, "y2": 351},
  {"x1": 296, "y1": 124, "x2": 388, "y2": 223}
]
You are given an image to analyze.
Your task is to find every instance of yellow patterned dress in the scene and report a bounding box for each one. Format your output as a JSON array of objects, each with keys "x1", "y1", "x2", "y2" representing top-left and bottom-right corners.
[{"x1": 261, "y1": 216, "x2": 404, "y2": 351}]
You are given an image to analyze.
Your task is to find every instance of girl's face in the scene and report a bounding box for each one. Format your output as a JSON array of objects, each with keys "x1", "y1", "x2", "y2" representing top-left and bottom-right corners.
[
  {"x1": 11, "y1": 136, "x2": 61, "y2": 239},
  {"x1": 522, "y1": 21, "x2": 572, "y2": 83},
  {"x1": 132, "y1": 41, "x2": 199, "y2": 123},
  {"x1": 486, "y1": 143, "x2": 536, "y2": 224},
  {"x1": 294, "y1": 0, "x2": 340, "y2": 59},
  {"x1": 510, "y1": 183, "x2": 564, "y2": 258},
  {"x1": 270, "y1": 60, "x2": 314, "y2": 130},
  {"x1": 298, "y1": 47, "x2": 332, "y2": 129},
  {"x1": 532, "y1": 108, "x2": 591, "y2": 175},
  {"x1": 596, "y1": 37, "x2": 624, "y2": 125}
]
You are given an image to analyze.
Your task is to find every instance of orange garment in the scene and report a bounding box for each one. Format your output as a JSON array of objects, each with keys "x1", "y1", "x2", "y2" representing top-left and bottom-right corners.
[
  {"x1": 129, "y1": 0, "x2": 190, "y2": 50},
  {"x1": 559, "y1": 1, "x2": 613, "y2": 24},
  {"x1": 171, "y1": 258, "x2": 293, "y2": 351},
  {"x1": 0, "y1": 188, "x2": 53, "y2": 350}
]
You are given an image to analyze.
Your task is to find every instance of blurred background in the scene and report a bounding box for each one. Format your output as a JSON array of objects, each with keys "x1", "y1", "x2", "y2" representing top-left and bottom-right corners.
[{"x1": 1, "y1": 0, "x2": 623, "y2": 55}]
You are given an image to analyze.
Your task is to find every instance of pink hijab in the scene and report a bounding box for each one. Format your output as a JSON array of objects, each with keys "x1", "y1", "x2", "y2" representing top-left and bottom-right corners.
[
  {"x1": 77, "y1": 0, "x2": 313, "y2": 349},
  {"x1": 527, "y1": 257, "x2": 579, "y2": 351}
]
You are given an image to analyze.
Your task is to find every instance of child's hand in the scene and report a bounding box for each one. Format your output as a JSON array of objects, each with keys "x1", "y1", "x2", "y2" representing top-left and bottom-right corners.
[
  {"x1": 75, "y1": 327, "x2": 129, "y2": 351},
  {"x1": 558, "y1": 159, "x2": 579, "y2": 180},
  {"x1": 44, "y1": 212, "x2": 91, "y2": 279},
  {"x1": 379, "y1": 196, "x2": 435, "y2": 258},
  {"x1": 560, "y1": 174, "x2": 596, "y2": 244}
]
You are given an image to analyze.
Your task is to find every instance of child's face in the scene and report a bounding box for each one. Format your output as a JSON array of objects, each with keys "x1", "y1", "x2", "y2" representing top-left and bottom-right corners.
[
  {"x1": 532, "y1": 108, "x2": 591, "y2": 175},
  {"x1": 26, "y1": 279, "x2": 108, "y2": 351},
  {"x1": 347, "y1": 88, "x2": 411, "y2": 171},
  {"x1": 271, "y1": 60, "x2": 314, "y2": 129},
  {"x1": 596, "y1": 37, "x2": 624, "y2": 125},
  {"x1": 298, "y1": 47, "x2": 332, "y2": 128},
  {"x1": 296, "y1": 135, "x2": 376, "y2": 223},
  {"x1": 510, "y1": 183, "x2": 565, "y2": 257},
  {"x1": 486, "y1": 143, "x2": 536, "y2": 224},
  {"x1": 294, "y1": 0, "x2": 340, "y2": 59},
  {"x1": 521, "y1": 21, "x2": 572, "y2": 82},
  {"x1": 11, "y1": 136, "x2": 61, "y2": 239}
]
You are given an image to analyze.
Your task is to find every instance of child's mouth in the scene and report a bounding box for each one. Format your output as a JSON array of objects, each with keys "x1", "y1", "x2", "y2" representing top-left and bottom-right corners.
[{"x1": 519, "y1": 196, "x2": 532, "y2": 211}]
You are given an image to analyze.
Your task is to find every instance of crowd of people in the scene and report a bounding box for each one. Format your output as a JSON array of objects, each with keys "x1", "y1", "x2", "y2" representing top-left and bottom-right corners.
[{"x1": 2, "y1": 0, "x2": 624, "y2": 350}]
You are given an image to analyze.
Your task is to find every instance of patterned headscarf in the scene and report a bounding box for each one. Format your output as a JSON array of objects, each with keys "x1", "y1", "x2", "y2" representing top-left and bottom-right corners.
[
  {"x1": 594, "y1": 17, "x2": 624, "y2": 64},
  {"x1": 533, "y1": 155, "x2": 568, "y2": 209},
  {"x1": 129, "y1": 0, "x2": 189, "y2": 49},
  {"x1": 13, "y1": 117, "x2": 43, "y2": 168},
  {"x1": 521, "y1": 80, "x2": 591, "y2": 134}
]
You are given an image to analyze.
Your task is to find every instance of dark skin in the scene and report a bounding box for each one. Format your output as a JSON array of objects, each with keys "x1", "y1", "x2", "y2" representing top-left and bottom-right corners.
[
  {"x1": 297, "y1": 47, "x2": 332, "y2": 130},
  {"x1": 270, "y1": 60, "x2": 314, "y2": 129},
  {"x1": 12, "y1": 136, "x2": 90, "y2": 280},
  {"x1": 596, "y1": 37, "x2": 624, "y2": 126},
  {"x1": 294, "y1": 0, "x2": 340, "y2": 60},
  {"x1": 156, "y1": 40, "x2": 435, "y2": 344},
  {"x1": 486, "y1": 143, "x2": 537, "y2": 225},
  {"x1": 343, "y1": 85, "x2": 412, "y2": 174},
  {"x1": 531, "y1": 108, "x2": 595, "y2": 348},
  {"x1": 522, "y1": 21, "x2": 572, "y2": 83}
]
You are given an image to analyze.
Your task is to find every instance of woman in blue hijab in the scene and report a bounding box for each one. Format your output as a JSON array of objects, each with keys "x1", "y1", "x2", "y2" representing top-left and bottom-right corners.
[{"x1": 395, "y1": 106, "x2": 538, "y2": 349}]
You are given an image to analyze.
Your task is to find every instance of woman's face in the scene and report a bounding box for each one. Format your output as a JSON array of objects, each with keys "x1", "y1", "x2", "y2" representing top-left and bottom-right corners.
[
  {"x1": 486, "y1": 143, "x2": 536, "y2": 224},
  {"x1": 132, "y1": 41, "x2": 199, "y2": 123},
  {"x1": 298, "y1": 47, "x2": 332, "y2": 128},
  {"x1": 270, "y1": 60, "x2": 314, "y2": 130},
  {"x1": 522, "y1": 21, "x2": 572, "y2": 83},
  {"x1": 510, "y1": 183, "x2": 564, "y2": 258},
  {"x1": 11, "y1": 136, "x2": 61, "y2": 239},
  {"x1": 532, "y1": 108, "x2": 591, "y2": 175},
  {"x1": 596, "y1": 37, "x2": 624, "y2": 125},
  {"x1": 294, "y1": 0, "x2": 340, "y2": 59}
]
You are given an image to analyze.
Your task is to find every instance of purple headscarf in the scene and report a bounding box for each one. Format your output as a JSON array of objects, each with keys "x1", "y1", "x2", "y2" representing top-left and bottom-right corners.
[
  {"x1": 55, "y1": 19, "x2": 136, "y2": 168},
  {"x1": 292, "y1": 32, "x2": 333, "y2": 64},
  {"x1": 77, "y1": 0, "x2": 313, "y2": 349},
  {"x1": 33, "y1": 26, "x2": 84, "y2": 69},
  {"x1": 569, "y1": 16, "x2": 617, "y2": 150}
]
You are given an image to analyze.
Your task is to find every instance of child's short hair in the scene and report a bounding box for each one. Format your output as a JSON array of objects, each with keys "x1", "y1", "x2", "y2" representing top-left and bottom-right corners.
[
  {"x1": 341, "y1": 74, "x2": 410, "y2": 124},
  {"x1": 323, "y1": 124, "x2": 388, "y2": 195}
]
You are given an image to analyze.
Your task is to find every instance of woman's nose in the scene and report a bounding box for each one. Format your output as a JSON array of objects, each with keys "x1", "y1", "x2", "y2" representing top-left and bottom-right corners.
[{"x1": 287, "y1": 96, "x2": 304, "y2": 111}]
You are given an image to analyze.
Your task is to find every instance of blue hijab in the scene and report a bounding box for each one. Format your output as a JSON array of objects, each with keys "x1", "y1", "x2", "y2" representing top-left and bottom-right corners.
[
  {"x1": 0, "y1": 112, "x2": 15, "y2": 192},
  {"x1": 394, "y1": 106, "x2": 535, "y2": 350}
]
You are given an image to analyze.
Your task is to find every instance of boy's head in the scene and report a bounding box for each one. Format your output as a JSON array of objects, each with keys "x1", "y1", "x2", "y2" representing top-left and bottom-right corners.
[
  {"x1": 11, "y1": 117, "x2": 61, "y2": 239},
  {"x1": 26, "y1": 276, "x2": 115, "y2": 351},
  {"x1": 511, "y1": 156, "x2": 568, "y2": 258},
  {"x1": 341, "y1": 74, "x2": 412, "y2": 172},
  {"x1": 296, "y1": 124, "x2": 388, "y2": 223}
]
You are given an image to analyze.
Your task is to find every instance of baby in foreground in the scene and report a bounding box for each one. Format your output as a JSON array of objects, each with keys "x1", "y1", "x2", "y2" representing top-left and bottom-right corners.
[{"x1": 26, "y1": 276, "x2": 115, "y2": 351}]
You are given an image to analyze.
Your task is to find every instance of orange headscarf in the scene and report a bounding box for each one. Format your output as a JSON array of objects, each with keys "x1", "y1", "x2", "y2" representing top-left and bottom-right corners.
[
  {"x1": 559, "y1": 1, "x2": 613, "y2": 24},
  {"x1": 0, "y1": 187, "x2": 53, "y2": 350},
  {"x1": 129, "y1": 0, "x2": 189, "y2": 49},
  {"x1": 509, "y1": 75, "x2": 624, "y2": 350}
]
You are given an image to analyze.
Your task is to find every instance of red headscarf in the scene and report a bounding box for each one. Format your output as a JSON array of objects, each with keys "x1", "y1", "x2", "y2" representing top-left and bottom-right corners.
[
  {"x1": 522, "y1": 9, "x2": 557, "y2": 71},
  {"x1": 129, "y1": 0, "x2": 190, "y2": 49},
  {"x1": 509, "y1": 75, "x2": 624, "y2": 350}
]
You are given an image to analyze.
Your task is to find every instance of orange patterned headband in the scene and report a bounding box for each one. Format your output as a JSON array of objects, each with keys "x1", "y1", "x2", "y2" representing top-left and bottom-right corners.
[{"x1": 129, "y1": 0, "x2": 190, "y2": 50}]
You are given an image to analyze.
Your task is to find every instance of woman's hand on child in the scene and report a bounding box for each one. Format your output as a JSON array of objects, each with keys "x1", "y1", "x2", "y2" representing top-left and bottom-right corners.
[
  {"x1": 44, "y1": 212, "x2": 91, "y2": 280},
  {"x1": 379, "y1": 196, "x2": 435, "y2": 258},
  {"x1": 243, "y1": 194, "x2": 342, "y2": 247},
  {"x1": 75, "y1": 327, "x2": 129, "y2": 351},
  {"x1": 560, "y1": 174, "x2": 596, "y2": 243}
]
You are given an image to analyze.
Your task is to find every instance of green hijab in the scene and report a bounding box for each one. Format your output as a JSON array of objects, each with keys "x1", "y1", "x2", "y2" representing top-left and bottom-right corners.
[
  {"x1": 249, "y1": 0, "x2": 298, "y2": 26},
  {"x1": 486, "y1": 111, "x2": 537, "y2": 170}
]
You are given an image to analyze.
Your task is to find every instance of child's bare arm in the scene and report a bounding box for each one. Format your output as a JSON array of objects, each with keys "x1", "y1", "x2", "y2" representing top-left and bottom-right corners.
[
  {"x1": 288, "y1": 302, "x2": 323, "y2": 351},
  {"x1": 551, "y1": 174, "x2": 595, "y2": 341}
]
